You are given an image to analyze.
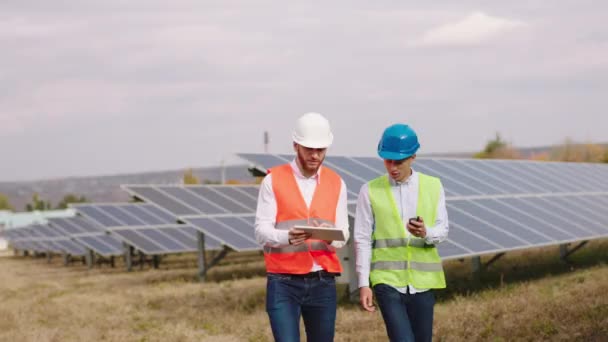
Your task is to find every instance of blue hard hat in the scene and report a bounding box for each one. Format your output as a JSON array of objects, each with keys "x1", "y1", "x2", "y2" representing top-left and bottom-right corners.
[{"x1": 377, "y1": 124, "x2": 420, "y2": 160}]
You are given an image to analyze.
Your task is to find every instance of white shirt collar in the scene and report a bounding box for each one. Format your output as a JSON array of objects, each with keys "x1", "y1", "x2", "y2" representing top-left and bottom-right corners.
[
  {"x1": 290, "y1": 159, "x2": 322, "y2": 184},
  {"x1": 388, "y1": 168, "x2": 417, "y2": 186}
]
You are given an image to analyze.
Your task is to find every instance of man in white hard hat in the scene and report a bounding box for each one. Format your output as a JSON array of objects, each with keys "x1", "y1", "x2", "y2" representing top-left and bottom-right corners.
[{"x1": 255, "y1": 112, "x2": 350, "y2": 341}]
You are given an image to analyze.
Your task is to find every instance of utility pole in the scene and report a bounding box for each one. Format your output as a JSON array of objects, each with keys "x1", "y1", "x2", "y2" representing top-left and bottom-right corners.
[{"x1": 264, "y1": 131, "x2": 269, "y2": 153}]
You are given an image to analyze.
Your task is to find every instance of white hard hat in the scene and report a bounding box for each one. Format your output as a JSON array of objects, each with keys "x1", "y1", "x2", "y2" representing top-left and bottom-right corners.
[{"x1": 292, "y1": 112, "x2": 334, "y2": 148}]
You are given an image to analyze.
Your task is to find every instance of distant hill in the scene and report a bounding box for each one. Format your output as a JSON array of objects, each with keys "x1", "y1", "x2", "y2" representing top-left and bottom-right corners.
[{"x1": 0, "y1": 165, "x2": 256, "y2": 212}]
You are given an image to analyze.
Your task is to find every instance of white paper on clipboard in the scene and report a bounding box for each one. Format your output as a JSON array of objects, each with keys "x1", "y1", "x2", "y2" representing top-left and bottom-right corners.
[{"x1": 294, "y1": 225, "x2": 345, "y2": 241}]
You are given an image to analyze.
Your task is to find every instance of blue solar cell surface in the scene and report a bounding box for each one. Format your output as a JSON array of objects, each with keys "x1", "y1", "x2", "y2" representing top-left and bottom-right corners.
[
  {"x1": 125, "y1": 187, "x2": 198, "y2": 216},
  {"x1": 47, "y1": 216, "x2": 124, "y2": 256},
  {"x1": 73, "y1": 203, "x2": 211, "y2": 255},
  {"x1": 74, "y1": 203, "x2": 177, "y2": 228},
  {"x1": 110, "y1": 225, "x2": 219, "y2": 254},
  {"x1": 185, "y1": 216, "x2": 258, "y2": 251},
  {"x1": 111, "y1": 230, "x2": 165, "y2": 254},
  {"x1": 75, "y1": 206, "x2": 124, "y2": 227},
  {"x1": 6, "y1": 221, "x2": 89, "y2": 255},
  {"x1": 122, "y1": 185, "x2": 268, "y2": 252},
  {"x1": 75, "y1": 235, "x2": 123, "y2": 256}
]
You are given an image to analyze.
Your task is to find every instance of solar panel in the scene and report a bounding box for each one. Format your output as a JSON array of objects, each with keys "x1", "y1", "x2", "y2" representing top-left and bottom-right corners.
[
  {"x1": 8, "y1": 226, "x2": 46, "y2": 253},
  {"x1": 238, "y1": 153, "x2": 608, "y2": 260},
  {"x1": 7, "y1": 223, "x2": 89, "y2": 256},
  {"x1": 182, "y1": 216, "x2": 259, "y2": 251},
  {"x1": 72, "y1": 203, "x2": 219, "y2": 254},
  {"x1": 122, "y1": 186, "x2": 260, "y2": 217},
  {"x1": 73, "y1": 203, "x2": 177, "y2": 226},
  {"x1": 75, "y1": 235, "x2": 123, "y2": 256},
  {"x1": 122, "y1": 185, "x2": 265, "y2": 252},
  {"x1": 48, "y1": 217, "x2": 124, "y2": 256},
  {"x1": 54, "y1": 239, "x2": 88, "y2": 256}
]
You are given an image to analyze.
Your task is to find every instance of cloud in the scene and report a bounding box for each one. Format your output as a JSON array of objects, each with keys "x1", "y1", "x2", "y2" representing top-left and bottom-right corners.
[
  {"x1": 1, "y1": 2, "x2": 607, "y2": 181},
  {"x1": 417, "y1": 11, "x2": 525, "y2": 47}
]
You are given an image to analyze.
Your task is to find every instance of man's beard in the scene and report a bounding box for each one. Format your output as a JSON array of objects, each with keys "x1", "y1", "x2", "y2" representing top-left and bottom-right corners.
[{"x1": 297, "y1": 151, "x2": 323, "y2": 174}]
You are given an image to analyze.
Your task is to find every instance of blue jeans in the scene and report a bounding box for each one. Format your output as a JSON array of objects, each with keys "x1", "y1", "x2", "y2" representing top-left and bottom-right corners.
[
  {"x1": 266, "y1": 272, "x2": 337, "y2": 342},
  {"x1": 373, "y1": 284, "x2": 435, "y2": 342}
]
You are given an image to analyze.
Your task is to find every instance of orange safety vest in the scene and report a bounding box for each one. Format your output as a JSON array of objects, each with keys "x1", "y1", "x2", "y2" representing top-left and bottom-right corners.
[{"x1": 263, "y1": 163, "x2": 343, "y2": 274}]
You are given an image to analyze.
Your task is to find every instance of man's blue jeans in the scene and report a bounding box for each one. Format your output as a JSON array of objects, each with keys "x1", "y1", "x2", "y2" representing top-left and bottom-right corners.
[
  {"x1": 266, "y1": 272, "x2": 337, "y2": 342},
  {"x1": 373, "y1": 284, "x2": 435, "y2": 342}
]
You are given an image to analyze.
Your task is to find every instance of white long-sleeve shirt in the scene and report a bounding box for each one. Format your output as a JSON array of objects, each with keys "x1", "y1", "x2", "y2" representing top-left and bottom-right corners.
[
  {"x1": 254, "y1": 159, "x2": 350, "y2": 272},
  {"x1": 354, "y1": 169, "x2": 449, "y2": 294}
]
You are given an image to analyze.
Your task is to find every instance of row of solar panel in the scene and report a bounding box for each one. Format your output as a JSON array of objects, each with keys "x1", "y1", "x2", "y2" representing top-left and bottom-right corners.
[
  {"x1": 5, "y1": 224, "x2": 89, "y2": 256},
  {"x1": 4, "y1": 220, "x2": 121, "y2": 256},
  {"x1": 443, "y1": 194, "x2": 608, "y2": 258},
  {"x1": 5, "y1": 153, "x2": 608, "y2": 263},
  {"x1": 4, "y1": 223, "x2": 219, "y2": 257},
  {"x1": 73, "y1": 202, "x2": 177, "y2": 229},
  {"x1": 122, "y1": 182, "x2": 608, "y2": 260},
  {"x1": 2, "y1": 203, "x2": 224, "y2": 257},
  {"x1": 122, "y1": 185, "x2": 259, "y2": 217},
  {"x1": 73, "y1": 203, "x2": 223, "y2": 254},
  {"x1": 238, "y1": 153, "x2": 608, "y2": 200}
]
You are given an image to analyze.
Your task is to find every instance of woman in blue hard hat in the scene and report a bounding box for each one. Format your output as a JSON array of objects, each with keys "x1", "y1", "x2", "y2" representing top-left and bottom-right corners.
[{"x1": 354, "y1": 124, "x2": 449, "y2": 342}]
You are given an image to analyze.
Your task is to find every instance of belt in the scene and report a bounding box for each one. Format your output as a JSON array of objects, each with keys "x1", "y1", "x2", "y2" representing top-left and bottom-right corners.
[{"x1": 270, "y1": 270, "x2": 340, "y2": 279}]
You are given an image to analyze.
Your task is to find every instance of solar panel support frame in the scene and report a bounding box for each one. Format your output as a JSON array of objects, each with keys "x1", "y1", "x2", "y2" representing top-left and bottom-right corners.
[
  {"x1": 484, "y1": 252, "x2": 506, "y2": 270},
  {"x1": 85, "y1": 250, "x2": 95, "y2": 269},
  {"x1": 197, "y1": 231, "x2": 207, "y2": 281},
  {"x1": 471, "y1": 256, "x2": 483, "y2": 284},
  {"x1": 559, "y1": 241, "x2": 588, "y2": 261},
  {"x1": 197, "y1": 231, "x2": 231, "y2": 282},
  {"x1": 139, "y1": 251, "x2": 145, "y2": 270},
  {"x1": 125, "y1": 243, "x2": 133, "y2": 272}
]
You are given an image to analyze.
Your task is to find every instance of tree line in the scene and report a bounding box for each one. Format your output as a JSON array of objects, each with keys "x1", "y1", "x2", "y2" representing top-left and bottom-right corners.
[
  {"x1": 475, "y1": 134, "x2": 608, "y2": 163},
  {"x1": 0, "y1": 193, "x2": 89, "y2": 212}
]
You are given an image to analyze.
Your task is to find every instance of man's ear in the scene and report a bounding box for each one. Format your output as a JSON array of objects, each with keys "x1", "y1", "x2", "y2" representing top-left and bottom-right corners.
[
  {"x1": 411, "y1": 154, "x2": 417, "y2": 161},
  {"x1": 293, "y1": 142, "x2": 298, "y2": 153}
]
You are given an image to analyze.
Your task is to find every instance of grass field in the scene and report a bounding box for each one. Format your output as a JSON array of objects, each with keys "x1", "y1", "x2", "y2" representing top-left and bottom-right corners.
[{"x1": 0, "y1": 240, "x2": 607, "y2": 341}]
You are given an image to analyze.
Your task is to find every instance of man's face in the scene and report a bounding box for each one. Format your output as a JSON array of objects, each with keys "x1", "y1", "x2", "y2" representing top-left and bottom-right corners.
[
  {"x1": 384, "y1": 155, "x2": 416, "y2": 182},
  {"x1": 294, "y1": 143, "x2": 327, "y2": 174}
]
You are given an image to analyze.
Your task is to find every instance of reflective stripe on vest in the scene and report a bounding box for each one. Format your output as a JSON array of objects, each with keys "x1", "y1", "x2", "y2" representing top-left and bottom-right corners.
[
  {"x1": 371, "y1": 260, "x2": 445, "y2": 272},
  {"x1": 263, "y1": 164, "x2": 343, "y2": 274},
  {"x1": 369, "y1": 173, "x2": 446, "y2": 289},
  {"x1": 264, "y1": 241, "x2": 333, "y2": 254},
  {"x1": 373, "y1": 237, "x2": 429, "y2": 249}
]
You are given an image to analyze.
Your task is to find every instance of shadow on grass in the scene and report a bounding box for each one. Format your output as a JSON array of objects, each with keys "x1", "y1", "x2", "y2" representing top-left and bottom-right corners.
[{"x1": 435, "y1": 239, "x2": 608, "y2": 302}]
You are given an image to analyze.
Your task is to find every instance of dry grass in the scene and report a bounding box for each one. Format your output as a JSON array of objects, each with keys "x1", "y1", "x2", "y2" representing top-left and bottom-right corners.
[{"x1": 0, "y1": 240, "x2": 607, "y2": 342}]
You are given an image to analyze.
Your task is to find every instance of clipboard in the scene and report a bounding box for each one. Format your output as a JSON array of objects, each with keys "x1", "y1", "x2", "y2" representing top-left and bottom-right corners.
[{"x1": 294, "y1": 225, "x2": 345, "y2": 241}]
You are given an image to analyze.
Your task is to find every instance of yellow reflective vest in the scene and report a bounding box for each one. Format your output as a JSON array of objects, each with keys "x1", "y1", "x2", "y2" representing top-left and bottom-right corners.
[{"x1": 369, "y1": 173, "x2": 446, "y2": 289}]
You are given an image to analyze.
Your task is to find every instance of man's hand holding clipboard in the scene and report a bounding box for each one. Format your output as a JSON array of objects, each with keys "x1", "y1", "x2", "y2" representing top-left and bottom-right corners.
[
  {"x1": 287, "y1": 220, "x2": 345, "y2": 245},
  {"x1": 292, "y1": 220, "x2": 345, "y2": 243}
]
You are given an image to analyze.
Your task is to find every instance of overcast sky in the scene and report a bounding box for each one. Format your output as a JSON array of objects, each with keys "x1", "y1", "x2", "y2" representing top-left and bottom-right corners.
[{"x1": 1, "y1": 1, "x2": 607, "y2": 181}]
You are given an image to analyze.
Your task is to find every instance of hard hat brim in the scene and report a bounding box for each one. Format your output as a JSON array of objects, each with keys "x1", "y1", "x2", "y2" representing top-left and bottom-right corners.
[
  {"x1": 293, "y1": 133, "x2": 333, "y2": 149},
  {"x1": 378, "y1": 150, "x2": 415, "y2": 161}
]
